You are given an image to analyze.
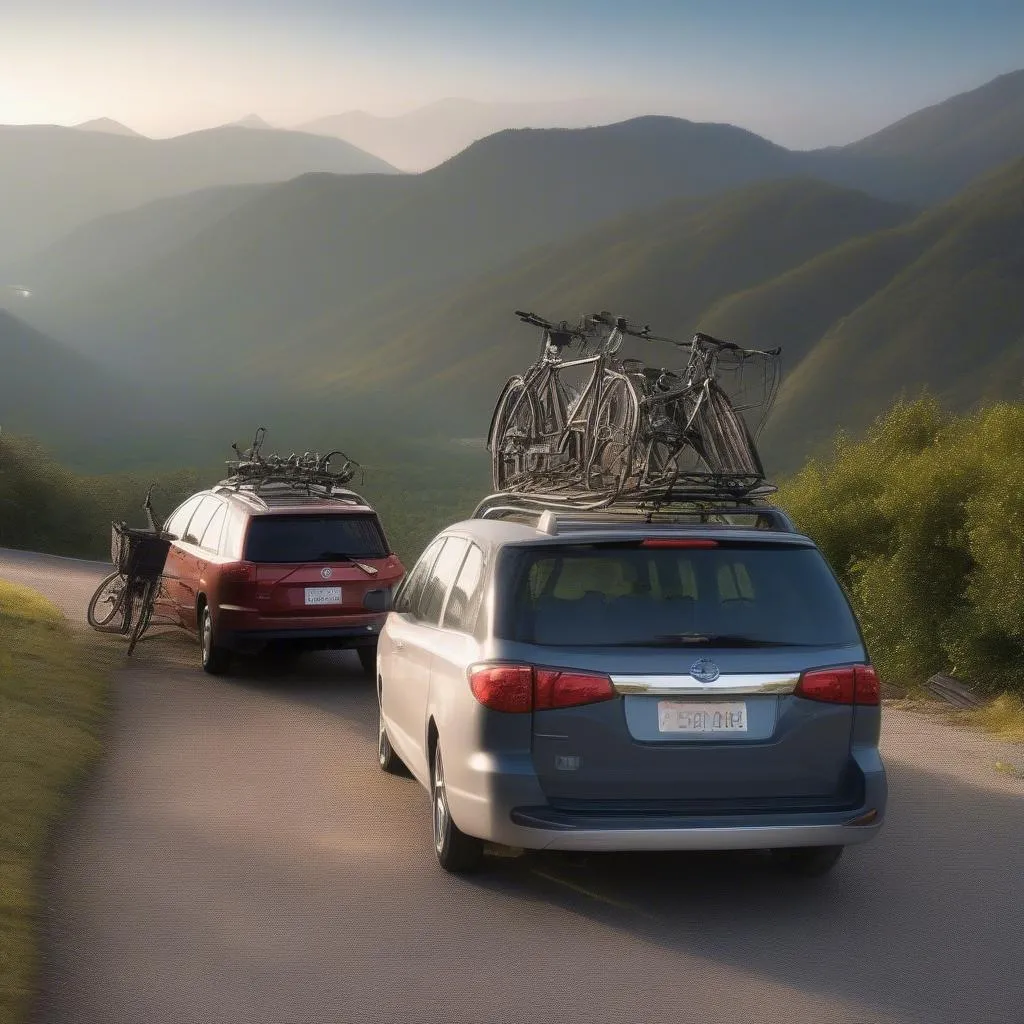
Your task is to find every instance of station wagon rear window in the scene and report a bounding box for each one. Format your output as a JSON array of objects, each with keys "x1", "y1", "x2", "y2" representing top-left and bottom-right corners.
[
  {"x1": 244, "y1": 514, "x2": 388, "y2": 563},
  {"x1": 501, "y1": 541, "x2": 861, "y2": 648}
]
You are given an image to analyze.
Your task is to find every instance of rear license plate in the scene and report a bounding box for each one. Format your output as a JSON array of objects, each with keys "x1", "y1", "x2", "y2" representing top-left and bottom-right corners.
[
  {"x1": 304, "y1": 586, "x2": 342, "y2": 606},
  {"x1": 657, "y1": 701, "x2": 748, "y2": 734}
]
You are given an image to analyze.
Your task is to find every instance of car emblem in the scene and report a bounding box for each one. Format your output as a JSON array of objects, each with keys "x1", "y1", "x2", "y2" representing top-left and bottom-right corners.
[
  {"x1": 320, "y1": 567, "x2": 333, "y2": 579},
  {"x1": 690, "y1": 658, "x2": 720, "y2": 684}
]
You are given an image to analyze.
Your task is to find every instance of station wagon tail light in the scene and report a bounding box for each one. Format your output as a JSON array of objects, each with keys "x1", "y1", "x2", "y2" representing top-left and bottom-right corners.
[
  {"x1": 640, "y1": 538, "x2": 719, "y2": 549},
  {"x1": 468, "y1": 664, "x2": 615, "y2": 713},
  {"x1": 794, "y1": 665, "x2": 880, "y2": 706},
  {"x1": 220, "y1": 561, "x2": 256, "y2": 583}
]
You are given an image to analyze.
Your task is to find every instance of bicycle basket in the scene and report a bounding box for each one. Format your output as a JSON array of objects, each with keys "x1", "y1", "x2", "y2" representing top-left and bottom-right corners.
[{"x1": 111, "y1": 523, "x2": 171, "y2": 580}]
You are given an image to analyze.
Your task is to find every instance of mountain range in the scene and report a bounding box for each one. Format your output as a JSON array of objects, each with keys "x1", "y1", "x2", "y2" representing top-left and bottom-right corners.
[
  {"x1": 0, "y1": 123, "x2": 397, "y2": 273},
  {"x1": 296, "y1": 97, "x2": 665, "y2": 171},
  {"x1": 4, "y1": 68, "x2": 1024, "y2": 476}
]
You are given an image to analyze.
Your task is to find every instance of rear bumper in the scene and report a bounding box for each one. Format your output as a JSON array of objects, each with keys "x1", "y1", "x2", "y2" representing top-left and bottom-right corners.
[
  {"x1": 217, "y1": 619, "x2": 384, "y2": 653},
  {"x1": 444, "y1": 748, "x2": 887, "y2": 853},
  {"x1": 505, "y1": 808, "x2": 882, "y2": 852}
]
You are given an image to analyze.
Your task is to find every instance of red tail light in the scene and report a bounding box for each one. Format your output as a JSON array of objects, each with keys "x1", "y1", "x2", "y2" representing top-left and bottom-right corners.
[
  {"x1": 534, "y1": 669, "x2": 616, "y2": 710},
  {"x1": 220, "y1": 561, "x2": 256, "y2": 583},
  {"x1": 468, "y1": 665, "x2": 533, "y2": 713},
  {"x1": 794, "y1": 665, "x2": 880, "y2": 706},
  {"x1": 468, "y1": 664, "x2": 616, "y2": 713},
  {"x1": 853, "y1": 665, "x2": 881, "y2": 705},
  {"x1": 641, "y1": 538, "x2": 719, "y2": 549}
]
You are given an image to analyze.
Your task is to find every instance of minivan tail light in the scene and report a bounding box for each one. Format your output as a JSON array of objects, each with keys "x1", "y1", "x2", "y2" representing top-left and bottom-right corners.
[
  {"x1": 794, "y1": 665, "x2": 881, "y2": 706},
  {"x1": 641, "y1": 538, "x2": 719, "y2": 549},
  {"x1": 534, "y1": 669, "x2": 616, "y2": 710},
  {"x1": 468, "y1": 664, "x2": 616, "y2": 713},
  {"x1": 853, "y1": 665, "x2": 881, "y2": 705},
  {"x1": 469, "y1": 665, "x2": 533, "y2": 713}
]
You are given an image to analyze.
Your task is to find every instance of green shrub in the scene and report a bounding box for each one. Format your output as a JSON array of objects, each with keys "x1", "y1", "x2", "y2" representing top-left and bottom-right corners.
[{"x1": 776, "y1": 394, "x2": 1024, "y2": 695}]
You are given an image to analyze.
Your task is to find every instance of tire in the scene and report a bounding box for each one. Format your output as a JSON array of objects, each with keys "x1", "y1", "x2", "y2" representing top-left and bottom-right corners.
[
  {"x1": 126, "y1": 579, "x2": 156, "y2": 657},
  {"x1": 357, "y1": 644, "x2": 377, "y2": 678},
  {"x1": 199, "y1": 603, "x2": 232, "y2": 676},
  {"x1": 489, "y1": 378, "x2": 540, "y2": 492},
  {"x1": 87, "y1": 571, "x2": 128, "y2": 631},
  {"x1": 586, "y1": 375, "x2": 640, "y2": 495},
  {"x1": 377, "y1": 699, "x2": 405, "y2": 775},
  {"x1": 431, "y1": 745, "x2": 483, "y2": 874},
  {"x1": 773, "y1": 845, "x2": 845, "y2": 877},
  {"x1": 693, "y1": 385, "x2": 764, "y2": 479}
]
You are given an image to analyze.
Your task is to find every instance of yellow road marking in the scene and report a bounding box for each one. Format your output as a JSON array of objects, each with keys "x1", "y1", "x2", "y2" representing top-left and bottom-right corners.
[{"x1": 531, "y1": 869, "x2": 658, "y2": 920}]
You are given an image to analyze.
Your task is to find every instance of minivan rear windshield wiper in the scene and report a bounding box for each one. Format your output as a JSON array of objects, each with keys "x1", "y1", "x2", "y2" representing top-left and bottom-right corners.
[{"x1": 316, "y1": 551, "x2": 380, "y2": 575}]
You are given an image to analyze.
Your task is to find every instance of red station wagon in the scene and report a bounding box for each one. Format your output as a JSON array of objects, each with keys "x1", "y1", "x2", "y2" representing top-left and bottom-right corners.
[{"x1": 154, "y1": 480, "x2": 405, "y2": 675}]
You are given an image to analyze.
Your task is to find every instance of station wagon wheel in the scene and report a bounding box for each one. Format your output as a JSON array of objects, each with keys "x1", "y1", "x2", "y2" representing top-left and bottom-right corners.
[
  {"x1": 199, "y1": 603, "x2": 232, "y2": 676},
  {"x1": 431, "y1": 746, "x2": 483, "y2": 874},
  {"x1": 377, "y1": 699, "x2": 405, "y2": 775}
]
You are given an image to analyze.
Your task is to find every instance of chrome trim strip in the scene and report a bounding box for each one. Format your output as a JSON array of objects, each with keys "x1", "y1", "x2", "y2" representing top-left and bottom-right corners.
[{"x1": 610, "y1": 672, "x2": 800, "y2": 696}]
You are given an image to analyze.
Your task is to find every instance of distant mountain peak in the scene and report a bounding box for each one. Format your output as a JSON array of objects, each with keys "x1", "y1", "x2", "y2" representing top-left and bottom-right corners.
[
  {"x1": 74, "y1": 117, "x2": 142, "y2": 137},
  {"x1": 231, "y1": 114, "x2": 275, "y2": 130}
]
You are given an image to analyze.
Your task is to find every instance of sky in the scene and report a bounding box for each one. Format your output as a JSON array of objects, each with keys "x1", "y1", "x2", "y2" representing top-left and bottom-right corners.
[{"x1": 1, "y1": 0, "x2": 1022, "y2": 147}]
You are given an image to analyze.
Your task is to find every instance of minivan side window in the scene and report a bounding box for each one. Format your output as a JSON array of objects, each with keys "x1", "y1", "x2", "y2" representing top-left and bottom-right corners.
[
  {"x1": 182, "y1": 496, "x2": 221, "y2": 546},
  {"x1": 200, "y1": 502, "x2": 228, "y2": 553},
  {"x1": 163, "y1": 496, "x2": 203, "y2": 540},
  {"x1": 395, "y1": 539, "x2": 444, "y2": 615},
  {"x1": 418, "y1": 537, "x2": 469, "y2": 625},
  {"x1": 442, "y1": 543, "x2": 486, "y2": 633}
]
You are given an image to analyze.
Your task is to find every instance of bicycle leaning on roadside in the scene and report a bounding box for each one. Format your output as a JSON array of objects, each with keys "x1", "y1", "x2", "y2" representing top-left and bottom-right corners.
[{"x1": 86, "y1": 486, "x2": 173, "y2": 656}]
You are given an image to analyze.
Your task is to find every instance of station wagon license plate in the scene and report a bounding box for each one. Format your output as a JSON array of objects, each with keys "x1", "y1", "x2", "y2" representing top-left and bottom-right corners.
[
  {"x1": 304, "y1": 586, "x2": 342, "y2": 606},
  {"x1": 657, "y1": 701, "x2": 748, "y2": 734}
]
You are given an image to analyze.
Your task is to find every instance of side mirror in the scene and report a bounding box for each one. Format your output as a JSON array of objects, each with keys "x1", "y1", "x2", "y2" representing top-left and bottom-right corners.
[{"x1": 363, "y1": 588, "x2": 394, "y2": 613}]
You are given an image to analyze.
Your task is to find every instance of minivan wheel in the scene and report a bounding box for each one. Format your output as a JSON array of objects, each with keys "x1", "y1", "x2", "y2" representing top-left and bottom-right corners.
[
  {"x1": 773, "y1": 845, "x2": 845, "y2": 877},
  {"x1": 357, "y1": 644, "x2": 377, "y2": 677},
  {"x1": 378, "y1": 701, "x2": 405, "y2": 775},
  {"x1": 431, "y1": 746, "x2": 483, "y2": 874},
  {"x1": 200, "y1": 605, "x2": 231, "y2": 676}
]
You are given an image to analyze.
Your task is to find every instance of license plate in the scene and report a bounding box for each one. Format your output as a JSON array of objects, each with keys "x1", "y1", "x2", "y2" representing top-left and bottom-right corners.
[
  {"x1": 657, "y1": 701, "x2": 748, "y2": 734},
  {"x1": 304, "y1": 586, "x2": 342, "y2": 606}
]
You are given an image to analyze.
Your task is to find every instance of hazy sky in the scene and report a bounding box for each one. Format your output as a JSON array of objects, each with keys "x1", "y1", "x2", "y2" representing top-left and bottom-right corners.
[{"x1": 1, "y1": 0, "x2": 1022, "y2": 147}]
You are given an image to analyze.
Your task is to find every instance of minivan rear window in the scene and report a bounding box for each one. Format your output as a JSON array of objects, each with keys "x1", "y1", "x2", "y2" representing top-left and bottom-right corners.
[
  {"x1": 500, "y1": 542, "x2": 861, "y2": 648},
  {"x1": 244, "y1": 514, "x2": 388, "y2": 563}
]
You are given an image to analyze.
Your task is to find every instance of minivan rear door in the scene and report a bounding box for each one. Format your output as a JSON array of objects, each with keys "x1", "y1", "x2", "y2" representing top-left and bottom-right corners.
[{"x1": 502, "y1": 538, "x2": 866, "y2": 813}]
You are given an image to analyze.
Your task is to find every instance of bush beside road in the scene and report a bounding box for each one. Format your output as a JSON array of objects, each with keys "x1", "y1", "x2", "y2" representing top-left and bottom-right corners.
[{"x1": 777, "y1": 395, "x2": 1024, "y2": 711}]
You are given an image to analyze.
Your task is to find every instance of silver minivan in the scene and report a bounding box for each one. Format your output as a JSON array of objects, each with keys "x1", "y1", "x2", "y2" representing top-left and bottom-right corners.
[{"x1": 375, "y1": 501, "x2": 887, "y2": 875}]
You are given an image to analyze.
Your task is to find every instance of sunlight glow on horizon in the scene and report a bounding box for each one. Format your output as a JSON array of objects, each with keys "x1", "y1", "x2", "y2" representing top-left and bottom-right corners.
[{"x1": 1, "y1": 1, "x2": 1022, "y2": 148}]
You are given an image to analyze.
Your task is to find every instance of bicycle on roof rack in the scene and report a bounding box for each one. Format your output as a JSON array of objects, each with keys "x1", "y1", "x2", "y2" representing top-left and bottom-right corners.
[
  {"x1": 221, "y1": 426, "x2": 362, "y2": 495},
  {"x1": 86, "y1": 485, "x2": 174, "y2": 656},
  {"x1": 486, "y1": 309, "x2": 781, "y2": 508}
]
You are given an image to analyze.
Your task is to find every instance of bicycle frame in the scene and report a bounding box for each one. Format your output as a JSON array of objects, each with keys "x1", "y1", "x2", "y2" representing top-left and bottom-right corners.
[{"x1": 495, "y1": 322, "x2": 625, "y2": 469}]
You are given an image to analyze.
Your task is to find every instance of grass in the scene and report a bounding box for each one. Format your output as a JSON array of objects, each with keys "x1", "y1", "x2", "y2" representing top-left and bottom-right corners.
[
  {"x1": 964, "y1": 693, "x2": 1024, "y2": 745},
  {"x1": 0, "y1": 581, "x2": 115, "y2": 1024}
]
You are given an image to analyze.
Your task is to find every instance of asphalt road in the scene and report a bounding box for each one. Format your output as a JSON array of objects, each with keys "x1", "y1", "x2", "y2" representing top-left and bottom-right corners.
[{"x1": 3, "y1": 547, "x2": 1024, "y2": 1024}]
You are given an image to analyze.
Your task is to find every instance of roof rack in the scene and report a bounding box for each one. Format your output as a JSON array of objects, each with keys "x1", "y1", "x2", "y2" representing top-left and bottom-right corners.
[
  {"x1": 213, "y1": 477, "x2": 369, "y2": 506},
  {"x1": 471, "y1": 485, "x2": 796, "y2": 535}
]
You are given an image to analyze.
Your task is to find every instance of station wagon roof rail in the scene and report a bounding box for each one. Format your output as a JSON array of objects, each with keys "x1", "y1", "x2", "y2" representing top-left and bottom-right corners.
[{"x1": 212, "y1": 478, "x2": 371, "y2": 511}]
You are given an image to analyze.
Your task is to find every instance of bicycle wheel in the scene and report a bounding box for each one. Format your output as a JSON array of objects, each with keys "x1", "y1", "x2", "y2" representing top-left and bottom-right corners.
[
  {"x1": 86, "y1": 571, "x2": 128, "y2": 632},
  {"x1": 126, "y1": 580, "x2": 156, "y2": 657},
  {"x1": 693, "y1": 384, "x2": 765, "y2": 478},
  {"x1": 587, "y1": 375, "x2": 640, "y2": 496},
  {"x1": 490, "y1": 378, "x2": 541, "y2": 491}
]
